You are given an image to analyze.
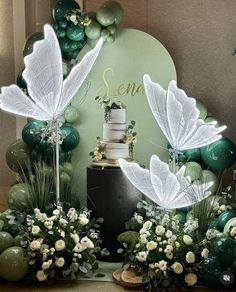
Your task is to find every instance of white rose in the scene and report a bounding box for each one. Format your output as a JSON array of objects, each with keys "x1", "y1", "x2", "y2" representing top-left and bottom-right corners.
[
  {"x1": 166, "y1": 253, "x2": 173, "y2": 260},
  {"x1": 164, "y1": 244, "x2": 173, "y2": 254},
  {"x1": 143, "y1": 221, "x2": 153, "y2": 230},
  {"x1": 36, "y1": 270, "x2": 48, "y2": 281},
  {"x1": 201, "y1": 248, "x2": 209, "y2": 258},
  {"x1": 140, "y1": 234, "x2": 148, "y2": 244},
  {"x1": 59, "y1": 218, "x2": 68, "y2": 226},
  {"x1": 171, "y1": 262, "x2": 183, "y2": 274},
  {"x1": 73, "y1": 243, "x2": 83, "y2": 253},
  {"x1": 30, "y1": 240, "x2": 41, "y2": 250},
  {"x1": 136, "y1": 251, "x2": 148, "y2": 262},
  {"x1": 158, "y1": 260, "x2": 167, "y2": 271},
  {"x1": 155, "y1": 225, "x2": 165, "y2": 236},
  {"x1": 186, "y1": 251, "x2": 195, "y2": 263},
  {"x1": 55, "y1": 257, "x2": 65, "y2": 268},
  {"x1": 71, "y1": 233, "x2": 80, "y2": 244},
  {"x1": 230, "y1": 226, "x2": 236, "y2": 237},
  {"x1": 55, "y1": 239, "x2": 66, "y2": 251},
  {"x1": 53, "y1": 209, "x2": 60, "y2": 216},
  {"x1": 183, "y1": 235, "x2": 193, "y2": 245},
  {"x1": 31, "y1": 225, "x2": 40, "y2": 235},
  {"x1": 175, "y1": 241, "x2": 180, "y2": 248},
  {"x1": 219, "y1": 204, "x2": 227, "y2": 211},
  {"x1": 79, "y1": 214, "x2": 89, "y2": 226},
  {"x1": 42, "y1": 259, "x2": 52, "y2": 270},
  {"x1": 185, "y1": 273, "x2": 198, "y2": 286},
  {"x1": 165, "y1": 230, "x2": 173, "y2": 238},
  {"x1": 80, "y1": 236, "x2": 94, "y2": 249},
  {"x1": 146, "y1": 241, "x2": 157, "y2": 251}
]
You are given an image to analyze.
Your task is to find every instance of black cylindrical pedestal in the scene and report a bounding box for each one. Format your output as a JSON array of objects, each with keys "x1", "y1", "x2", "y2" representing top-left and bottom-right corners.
[{"x1": 87, "y1": 166, "x2": 141, "y2": 262}]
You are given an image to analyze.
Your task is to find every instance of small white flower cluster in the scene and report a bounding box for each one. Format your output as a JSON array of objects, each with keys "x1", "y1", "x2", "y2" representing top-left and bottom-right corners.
[
  {"x1": 25, "y1": 206, "x2": 99, "y2": 282},
  {"x1": 213, "y1": 202, "x2": 232, "y2": 215},
  {"x1": 130, "y1": 213, "x2": 209, "y2": 287}
]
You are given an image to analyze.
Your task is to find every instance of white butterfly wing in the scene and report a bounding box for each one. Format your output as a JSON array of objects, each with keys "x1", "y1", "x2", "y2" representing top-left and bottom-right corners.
[
  {"x1": 22, "y1": 24, "x2": 63, "y2": 118},
  {"x1": 149, "y1": 155, "x2": 180, "y2": 209},
  {"x1": 56, "y1": 38, "x2": 103, "y2": 116},
  {"x1": 118, "y1": 158, "x2": 161, "y2": 205},
  {"x1": 0, "y1": 85, "x2": 50, "y2": 120},
  {"x1": 143, "y1": 74, "x2": 174, "y2": 146}
]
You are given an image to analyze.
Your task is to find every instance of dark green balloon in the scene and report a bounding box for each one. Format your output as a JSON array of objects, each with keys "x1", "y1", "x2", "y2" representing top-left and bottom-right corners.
[
  {"x1": 201, "y1": 138, "x2": 236, "y2": 170},
  {"x1": 23, "y1": 32, "x2": 44, "y2": 57},
  {"x1": 22, "y1": 120, "x2": 46, "y2": 146},
  {"x1": 53, "y1": 0, "x2": 80, "y2": 21},
  {"x1": 56, "y1": 27, "x2": 66, "y2": 38},
  {"x1": 59, "y1": 151, "x2": 72, "y2": 163},
  {"x1": 211, "y1": 236, "x2": 236, "y2": 266},
  {"x1": 201, "y1": 256, "x2": 223, "y2": 287},
  {"x1": 60, "y1": 37, "x2": 74, "y2": 53},
  {"x1": 8, "y1": 183, "x2": 31, "y2": 211},
  {"x1": 218, "y1": 211, "x2": 236, "y2": 230},
  {"x1": 16, "y1": 69, "x2": 27, "y2": 89},
  {"x1": 6, "y1": 139, "x2": 30, "y2": 172},
  {"x1": 0, "y1": 246, "x2": 29, "y2": 281},
  {"x1": 61, "y1": 126, "x2": 80, "y2": 151},
  {"x1": 102, "y1": 1, "x2": 124, "y2": 24},
  {"x1": 183, "y1": 148, "x2": 201, "y2": 163},
  {"x1": 64, "y1": 48, "x2": 81, "y2": 60},
  {"x1": 58, "y1": 20, "x2": 68, "y2": 28},
  {"x1": 67, "y1": 24, "x2": 85, "y2": 41},
  {"x1": 0, "y1": 232, "x2": 14, "y2": 252}
]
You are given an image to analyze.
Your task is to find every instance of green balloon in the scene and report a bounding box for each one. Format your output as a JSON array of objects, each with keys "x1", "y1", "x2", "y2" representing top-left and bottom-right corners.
[
  {"x1": 196, "y1": 100, "x2": 208, "y2": 120},
  {"x1": 107, "y1": 34, "x2": 115, "y2": 43},
  {"x1": 107, "y1": 24, "x2": 117, "y2": 35},
  {"x1": 60, "y1": 37, "x2": 75, "y2": 53},
  {"x1": 0, "y1": 232, "x2": 14, "y2": 252},
  {"x1": 61, "y1": 126, "x2": 80, "y2": 151},
  {"x1": 175, "y1": 211, "x2": 186, "y2": 224},
  {"x1": 200, "y1": 170, "x2": 219, "y2": 195},
  {"x1": 85, "y1": 21, "x2": 102, "y2": 40},
  {"x1": 218, "y1": 211, "x2": 236, "y2": 230},
  {"x1": 53, "y1": 0, "x2": 80, "y2": 21},
  {"x1": 64, "y1": 105, "x2": 80, "y2": 123},
  {"x1": 64, "y1": 49, "x2": 81, "y2": 60},
  {"x1": 0, "y1": 220, "x2": 4, "y2": 231},
  {"x1": 211, "y1": 237, "x2": 236, "y2": 266},
  {"x1": 183, "y1": 148, "x2": 201, "y2": 163},
  {"x1": 56, "y1": 27, "x2": 66, "y2": 38},
  {"x1": 58, "y1": 20, "x2": 68, "y2": 28},
  {"x1": 224, "y1": 217, "x2": 236, "y2": 235},
  {"x1": 101, "y1": 28, "x2": 110, "y2": 40},
  {"x1": 184, "y1": 161, "x2": 202, "y2": 181},
  {"x1": 60, "y1": 172, "x2": 71, "y2": 185},
  {"x1": 209, "y1": 218, "x2": 220, "y2": 230},
  {"x1": 201, "y1": 256, "x2": 223, "y2": 287},
  {"x1": 59, "y1": 151, "x2": 72, "y2": 163},
  {"x1": 201, "y1": 138, "x2": 236, "y2": 170},
  {"x1": 86, "y1": 38, "x2": 99, "y2": 48},
  {"x1": 8, "y1": 183, "x2": 31, "y2": 211},
  {"x1": 67, "y1": 24, "x2": 85, "y2": 41},
  {"x1": 62, "y1": 162, "x2": 73, "y2": 177},
  {"x1": 14, "y1": 235, "x2": 24, "y2": 246},
  {"x1": 22, "y1": 120, "x2": 46, "y2": 146},
  {"x1": 23, "y1": 32, "x2": 44, "y2": 57},
  {"x1": 16, "y1": 69, "x2": 27, "y2": 89},
  {"x1": 102, "y1": 1, "x2": 124, "y2": 24},
  {"x1": 0, "y1": 246, "x2": 29, "y2": 281},
  {"x1": 204, "y1": 116, "x2": 219, "y2": 126},
  {"x1": 96, "y1": 7, "x2": 115, "y2": 27},
  {"x1": 6, "y1": 139, "x2": 30, "y2": 172}
]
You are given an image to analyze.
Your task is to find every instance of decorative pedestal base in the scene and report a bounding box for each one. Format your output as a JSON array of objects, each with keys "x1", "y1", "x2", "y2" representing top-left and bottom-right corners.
[{"x1": 87, "y1": 166, "x2": 141, "y2": 262}]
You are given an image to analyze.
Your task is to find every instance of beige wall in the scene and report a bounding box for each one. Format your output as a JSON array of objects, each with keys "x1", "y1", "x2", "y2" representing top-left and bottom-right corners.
[{"x1": 0, "y1": 0, "x2": 16, "y2": 187}]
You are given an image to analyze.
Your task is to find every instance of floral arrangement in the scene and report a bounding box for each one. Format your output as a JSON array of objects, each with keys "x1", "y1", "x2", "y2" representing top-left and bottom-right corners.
[
  {"x1": 95, "y1": 95, "x2": 124, "y2": 123},
  {"x1": 17, "y1": 207, "x2": 102, "y2": 281},
  {"x1": 89, "y1": 137, "x2": 105, "y2": 162},
  {"x1": 123, "y1": 120, "x2": 137, "y2": 160},
  {"x1": 66, "y1": 9, "x2": 91, "y2": 27},
  {"x1": 118, "y1": 195, "x2": 236, "y2": 290}
]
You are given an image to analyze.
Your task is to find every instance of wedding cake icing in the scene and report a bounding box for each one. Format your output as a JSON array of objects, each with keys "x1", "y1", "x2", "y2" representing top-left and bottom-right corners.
[{"x1": 102, "y1": 108, "x2": 129, "y2": 160}]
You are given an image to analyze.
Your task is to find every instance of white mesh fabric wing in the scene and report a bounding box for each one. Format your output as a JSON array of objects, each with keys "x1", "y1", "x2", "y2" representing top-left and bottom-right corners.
[
  {"x1": 23, "y1": 24, "x2": 63, "y2": 117},
  {"x1": 149, "y1": 155, "x2": 180, "y2": 209},
  {"x1": 0, "y1": 85, "x2": 51, "y2": 120},
  {"x1": 56, "y1": 38, "x2": 103, "y2": 116},
  {"x1": 143, "y1": 74, "x2": 174, "y2": 146},
  {"x1": 118, "y1": 158, "x2": 160, "y2": 205},
  {"x1": 143, "y1": 75, "x2": 227, "y2": 151}
]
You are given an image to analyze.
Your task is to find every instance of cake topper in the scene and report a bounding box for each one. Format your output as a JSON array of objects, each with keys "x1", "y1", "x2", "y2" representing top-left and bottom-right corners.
[{"x1": 0, "y1": 24, "x2": 103, "y2": 204}]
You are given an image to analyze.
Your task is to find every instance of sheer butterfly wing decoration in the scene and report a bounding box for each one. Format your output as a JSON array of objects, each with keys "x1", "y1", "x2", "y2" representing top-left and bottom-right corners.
[
  {"x1": 119, "y1": 156, "x2": 213, "y2": 210},
  {"x1": 0, "y1": 24, "x2": 103, "y2": 120},
  {"x1": 0, "y1": 24, "x2": 103, "y2": 204},
  {"x1": 143, "y1": 74, "x2": 227, "y2": 152}
]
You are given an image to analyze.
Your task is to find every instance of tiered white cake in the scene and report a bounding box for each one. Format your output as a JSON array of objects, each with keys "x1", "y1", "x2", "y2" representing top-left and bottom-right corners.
[{"x1": 102, "y1": 108, "x2": 129, "y2": 160}]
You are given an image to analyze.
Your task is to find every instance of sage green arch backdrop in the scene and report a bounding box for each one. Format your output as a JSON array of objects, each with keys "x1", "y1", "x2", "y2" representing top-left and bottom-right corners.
[{"x1": 72, "y1": 29, "x2": 177, "y2": 204}]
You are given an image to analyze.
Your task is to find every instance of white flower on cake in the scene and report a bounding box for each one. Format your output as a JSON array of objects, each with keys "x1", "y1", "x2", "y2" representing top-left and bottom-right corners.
[
  {"x1": 55, "y1": 239, "x2": 66, "y2": 251},
  {"x1": 186, "y1": 251, "x2": 195, "y2": 263},
  {"x1": 36, "y1": 270, "x2": 48, "y2": 282},
  {"x1": 136, "y1": 251, "x2": 148, "y2": 262},
  {"x1": 146, "y1": 241, "x2": 157, "y2": 250},
  {"x1": 55, "y1": 257, "x2": 65, "y2": 268},
  {"x1": 155, "y1": 225, "x2": 165, "y2": 236},
  {"x1": 183, "y1": 235, "x2": 193, "y2": 245},
  {"x1": 171, "y1": 262, "x2": 183, "y2": 274},
  {"x1": 185, "y1": 273, "x2": 198, "y2": 286}
]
